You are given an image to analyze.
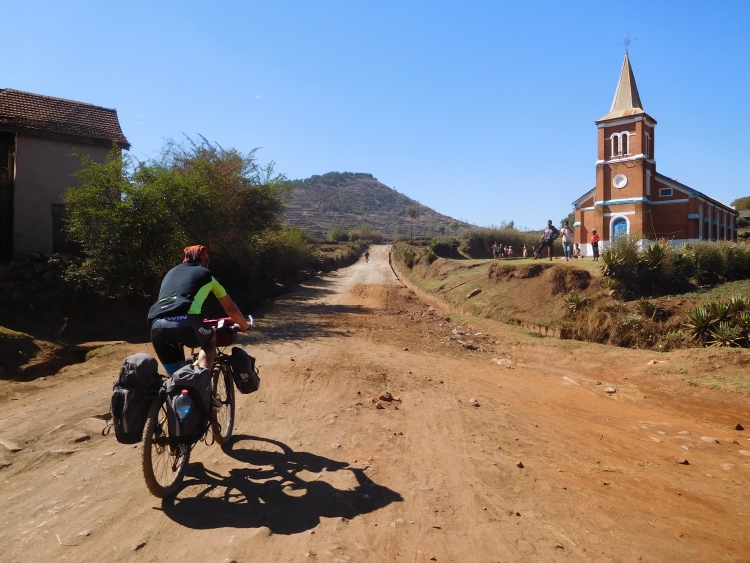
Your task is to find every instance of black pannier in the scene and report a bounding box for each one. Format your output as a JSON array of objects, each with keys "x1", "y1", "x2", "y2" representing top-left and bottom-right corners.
[
  {"x1": 164, "y1": 364, "x2": 212, "y2": 445},
  {"x1": 229, "y1": 347, "x2": 260, "y2": 394},
  {"x1": 110, "y1": 353, "x2": 161, "y2": 444}
]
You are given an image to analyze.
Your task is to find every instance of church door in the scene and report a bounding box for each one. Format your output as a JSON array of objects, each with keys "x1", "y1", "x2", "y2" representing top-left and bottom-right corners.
[{"x1": 612, "y1": 217, "x2": 628, "y2": 241}]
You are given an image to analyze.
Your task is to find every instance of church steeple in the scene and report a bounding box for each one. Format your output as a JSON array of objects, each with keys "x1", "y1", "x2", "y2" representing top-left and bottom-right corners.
[{"x1": 597, "y1": 53, "x2": 644, "y2": 121}]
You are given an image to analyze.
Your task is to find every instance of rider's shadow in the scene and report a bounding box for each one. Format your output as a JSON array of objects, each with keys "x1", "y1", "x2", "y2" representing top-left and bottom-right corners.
[{"x1": 160, "y1": 435, "x2": 403, "y2": 534}]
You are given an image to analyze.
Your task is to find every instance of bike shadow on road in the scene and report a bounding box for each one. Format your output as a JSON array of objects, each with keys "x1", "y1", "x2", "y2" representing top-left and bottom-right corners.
[{"x1": 160, "y1": 435, "x2": 403, "y2": 534}]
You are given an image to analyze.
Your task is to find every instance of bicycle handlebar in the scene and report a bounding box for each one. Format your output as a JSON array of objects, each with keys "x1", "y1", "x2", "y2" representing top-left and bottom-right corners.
[{"x1": 203, "y1": 315, "x2": 254, "y2": 331}]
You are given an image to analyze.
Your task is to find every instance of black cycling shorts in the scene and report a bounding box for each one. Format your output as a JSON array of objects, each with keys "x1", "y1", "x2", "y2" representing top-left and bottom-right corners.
[{"x1": 151, "y1": 315, "x2": 215, "y2": 374}]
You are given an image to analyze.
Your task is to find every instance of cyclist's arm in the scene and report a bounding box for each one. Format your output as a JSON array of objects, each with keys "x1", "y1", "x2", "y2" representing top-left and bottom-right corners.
[{"x1": 218, "y1": 294, "x2": 250, "y2": 331}]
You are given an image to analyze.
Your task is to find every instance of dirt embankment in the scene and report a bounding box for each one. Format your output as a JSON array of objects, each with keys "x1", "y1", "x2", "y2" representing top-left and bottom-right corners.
[{"x1": 393, "y1": 256, "x2": 602, "y2": 330}]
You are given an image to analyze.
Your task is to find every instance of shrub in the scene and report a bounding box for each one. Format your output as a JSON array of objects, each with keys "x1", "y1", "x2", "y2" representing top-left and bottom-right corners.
[
  {"x1": 349, "y1": 224, "x2": 384, "y2": 244},
  {"x1": 601, "y1": 238, "x2": 750, "y2": 296},
  {"x1": 65, "y1": 138, "x2": 290, "y2": 298},
  {"x1": 690, "y1": 243, "x2": 726, "y2": 284},
  {"x1": 684, "y1": 297, "x2": 750, "y2": 347},
  {"x1": 261, "y1": 226, "x2": 322, "y2": 277},
  {"x1": 326, "y1": 224, "x2": 349, "y2": 242},
  {"x1": 458, "y1": 226, "x2": 542, "y2": 258}
]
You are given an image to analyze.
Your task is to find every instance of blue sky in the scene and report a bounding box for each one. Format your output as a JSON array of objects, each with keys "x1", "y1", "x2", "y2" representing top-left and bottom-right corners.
[{"x1": 3, "y1": 1, "x2": 749, "y2": 230}]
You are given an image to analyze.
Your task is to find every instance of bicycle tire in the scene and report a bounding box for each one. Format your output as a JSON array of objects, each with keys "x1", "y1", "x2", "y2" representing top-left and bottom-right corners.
[
  {"x1": 141, "y1": 396, "x2": 190, "y2": 498},
  {"x1": 211, "y1": 362, "x2": 235, "y2": 445}
]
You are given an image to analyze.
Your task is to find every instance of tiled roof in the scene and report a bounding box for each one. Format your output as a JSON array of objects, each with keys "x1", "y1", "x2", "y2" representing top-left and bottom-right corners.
[{"x1": 0, "y1": 88, "x2": 129, "y2": 146}]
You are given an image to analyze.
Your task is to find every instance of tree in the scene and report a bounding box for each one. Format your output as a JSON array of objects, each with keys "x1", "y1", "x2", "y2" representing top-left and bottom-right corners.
[
  {"x1": 439, "y1": 226, "x2": 446, "y2": 236},
  {"x1": 407, "y1": 206, "x2": 417, "y2": 242},
  {"x1": 426, "y1": 220, "x2": 436, "y2": 238},
  {"x1": 731, "y1": 196, "x2": 750, "y2": 210},
  {"x1": 65, "y1": 138, "x2": 290, "y2": 297},
  {"x1": 560, "y1": 211, "x2": 575, "y2": 228},
  {"x1": 450, "y1": 221, "x2": 460, "y2": 234}
]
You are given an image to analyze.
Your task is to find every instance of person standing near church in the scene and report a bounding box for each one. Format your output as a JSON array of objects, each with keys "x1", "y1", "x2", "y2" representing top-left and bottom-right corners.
[
  {"x1": 561, "y1": 221, "x2": 574, "y2": 261},
  {"x1": 591, "y1": 229, "x2": 600, "y2": 261},
  {"x1": 535, "y1": 220, "x2": 559, "y2": 261}
]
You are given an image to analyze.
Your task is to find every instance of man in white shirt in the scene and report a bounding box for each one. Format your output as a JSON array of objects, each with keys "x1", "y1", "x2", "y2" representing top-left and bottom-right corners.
[{"x1": 561, "y1": 221, "x2": 574, "y2": 261}]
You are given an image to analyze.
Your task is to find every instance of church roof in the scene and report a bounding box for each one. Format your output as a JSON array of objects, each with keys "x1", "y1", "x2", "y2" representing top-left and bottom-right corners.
[{"x1": 596, "y1": 53, "x2": 645, "y2": 122}]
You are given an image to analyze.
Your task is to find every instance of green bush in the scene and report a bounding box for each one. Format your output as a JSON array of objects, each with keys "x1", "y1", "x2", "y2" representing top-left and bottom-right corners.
[
  {"x1": 262, "y1": 226, "x2": 322, "y2": 277},
  {"x1": 349, "y1": 224, "x2": 384, "y2": 244},
  {"x1": 458, "y1": 226, "x2": 541, "y2": 258},
  {"x1": 684, "y1": 296, "x2": 750, "y2": 347},
  {"x1": 689, "y1": 243, "x2": 726, "y2": 284},
  {"x1": 65, "y1": 139, "x2": 290, "y2": 298},
  {"x1": 601, "y1": 237, "x2": 750, "y2": 296},
  {"x1": 326, "y1": 224, "x2": 349, "y2": 242}
]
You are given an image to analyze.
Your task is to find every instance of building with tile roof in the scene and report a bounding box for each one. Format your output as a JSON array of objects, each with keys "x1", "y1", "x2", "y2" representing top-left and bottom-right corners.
[
  {"x1": 0, "y1": 89, "x2": 129, "y2": 260},
  {"x1": 573, "y1": 54, "x2": 738, "y2": 255}
]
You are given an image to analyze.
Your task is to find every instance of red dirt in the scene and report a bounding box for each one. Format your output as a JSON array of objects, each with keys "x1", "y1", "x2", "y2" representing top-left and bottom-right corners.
[{"x1": 0, "y1": 245, "x2": 748, "y2": 562}]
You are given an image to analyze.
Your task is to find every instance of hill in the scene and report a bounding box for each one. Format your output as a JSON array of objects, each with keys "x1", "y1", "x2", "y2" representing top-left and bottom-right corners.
[{"x1": 281, "y1": 172, "x2": 473, "y2": 239}]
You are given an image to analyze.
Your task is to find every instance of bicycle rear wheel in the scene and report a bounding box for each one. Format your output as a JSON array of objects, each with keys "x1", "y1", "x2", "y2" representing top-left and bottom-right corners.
[
  {"x1": 141, "y1": 396, "x2": 190, "y2": 498},
  {"x1": 211, "y1": 362, "x2": 235, "y2": 445}
]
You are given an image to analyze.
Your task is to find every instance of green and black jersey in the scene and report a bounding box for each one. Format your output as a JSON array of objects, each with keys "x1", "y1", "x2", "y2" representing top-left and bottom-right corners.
[{"x1": 147, "y1": 263, "x2": 227, "y2": 324}]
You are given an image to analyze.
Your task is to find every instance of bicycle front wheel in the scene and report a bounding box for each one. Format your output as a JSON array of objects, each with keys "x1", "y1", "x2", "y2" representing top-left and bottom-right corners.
[
  {"x1": 211, "y1": 363, "x2": 235, "y2": 445},
  {"x1": 141, "y1": 396, "x2": 190, "y2": 498}
]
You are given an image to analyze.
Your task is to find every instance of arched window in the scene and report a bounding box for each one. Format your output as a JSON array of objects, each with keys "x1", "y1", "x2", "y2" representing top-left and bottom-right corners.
[
  {"x1": 610, "y1": 133, "x2": 619, "y2": 157},
  {"x1": 612, "y1": 217, "x2": 628, "y2": 240},
  {"x1": 609, "y1": 132, "x2": 630, "y2": 157}
]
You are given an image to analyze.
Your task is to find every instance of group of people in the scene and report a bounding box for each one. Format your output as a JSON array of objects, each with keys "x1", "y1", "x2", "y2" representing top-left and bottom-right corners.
[
  {"x1": 491, "y1": 219, "x2": 601, "y2": 262},
  {"x1": 491, "y1": 243, "x2": 514, "y2": 259}
]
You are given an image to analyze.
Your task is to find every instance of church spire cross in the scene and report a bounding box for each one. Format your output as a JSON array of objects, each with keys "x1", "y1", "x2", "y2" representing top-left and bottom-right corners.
[{"x1": 620, "y1": 32, "x2": 637, "y2": 54}]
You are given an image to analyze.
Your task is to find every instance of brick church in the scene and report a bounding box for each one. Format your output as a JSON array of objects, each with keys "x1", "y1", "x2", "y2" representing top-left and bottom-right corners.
[{"x1": 573, "y1": 54, "x2": 737, "y2": 254}]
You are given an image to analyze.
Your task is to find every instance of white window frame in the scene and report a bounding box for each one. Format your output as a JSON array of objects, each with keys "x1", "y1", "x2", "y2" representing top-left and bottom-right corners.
[
  {"x1": 610, "y1": 131, "x2": 631, "y2": 157},
  {"x1": 659, "y1": 188, "x2": 673, "y2": 197},
  {"x1": 610, "y1": 215, "x2": 631, "y2": 241}
]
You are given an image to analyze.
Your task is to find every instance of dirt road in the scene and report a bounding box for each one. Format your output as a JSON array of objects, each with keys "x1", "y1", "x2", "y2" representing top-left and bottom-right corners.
[{"x1": 0, "y1": 245, "x2": 749, "y2": 563}]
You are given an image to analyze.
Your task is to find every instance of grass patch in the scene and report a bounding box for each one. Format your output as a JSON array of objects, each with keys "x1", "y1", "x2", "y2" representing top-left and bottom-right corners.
[
  {"x1": 684, "y1": 373, "x2": 750, "y2": 394},
  {"x1": 667, "y1": 279, "x2": 750, "y2": 300}
]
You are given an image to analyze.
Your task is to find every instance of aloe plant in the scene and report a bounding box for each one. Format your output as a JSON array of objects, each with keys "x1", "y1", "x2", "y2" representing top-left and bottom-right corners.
[
  {"x1": 709, "y1": 321, "x2": 742, "y2": 347},
  {"x1": 634, "y1": 298, "x2": 657, "y2": 318},
  {"x1": 684, "y1": 306, "x2": 713, "y2": 342},
  {"x1": 640, "y1": 242, "x2": 665, "y2": 271},
  {"x1": 564, "y1": 293, "x2": 586, "y2": 312},
  {"x1": 708, "y1": 301, "x2": 730, "y2": 323},
  {"x1": 728, "y1": 295, "x2": 749, "y2": 315}
]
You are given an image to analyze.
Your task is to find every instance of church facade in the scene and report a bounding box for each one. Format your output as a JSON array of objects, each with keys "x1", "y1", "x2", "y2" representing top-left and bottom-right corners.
[{"x1": 573, "y1": 54, "x2": 737, "y2": 254}]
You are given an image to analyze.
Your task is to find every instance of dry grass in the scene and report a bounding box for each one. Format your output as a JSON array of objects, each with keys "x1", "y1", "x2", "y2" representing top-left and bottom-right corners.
[{"x1": 685, "y1": 372, "x2": 750, "y2": 394}]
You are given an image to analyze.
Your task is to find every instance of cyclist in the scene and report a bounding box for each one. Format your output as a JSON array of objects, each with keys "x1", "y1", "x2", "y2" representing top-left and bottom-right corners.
[{"x1": 148, "y1": 245, "x2": 250, "y2": 375}]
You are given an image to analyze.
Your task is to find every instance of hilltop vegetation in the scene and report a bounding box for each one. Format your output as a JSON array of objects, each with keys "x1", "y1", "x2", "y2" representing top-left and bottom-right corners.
[{"x1": 282, "y1": 172, "x2": 473, "y2": 239}]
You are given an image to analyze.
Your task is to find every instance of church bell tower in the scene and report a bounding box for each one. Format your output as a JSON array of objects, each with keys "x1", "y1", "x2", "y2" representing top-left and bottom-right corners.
[{"x1": 593, "y1": 53, "x2": 657, "y2": 241}]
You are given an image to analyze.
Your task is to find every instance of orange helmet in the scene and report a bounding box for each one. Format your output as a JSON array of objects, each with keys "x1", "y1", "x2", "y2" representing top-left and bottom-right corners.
[{"x1": 183, "y1": 245, "x2": 209, "y2": 264}]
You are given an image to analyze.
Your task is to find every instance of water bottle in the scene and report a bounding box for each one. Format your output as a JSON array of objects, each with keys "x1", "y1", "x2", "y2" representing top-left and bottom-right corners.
[{"x1": 175, "y1": 390, "x2": 192, "y2": 420}]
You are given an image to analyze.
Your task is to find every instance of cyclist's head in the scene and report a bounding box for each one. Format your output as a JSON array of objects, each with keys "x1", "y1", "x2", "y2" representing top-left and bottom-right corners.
[{"x1": 184, "y1": 245, "x2": 209, "y2": 267}]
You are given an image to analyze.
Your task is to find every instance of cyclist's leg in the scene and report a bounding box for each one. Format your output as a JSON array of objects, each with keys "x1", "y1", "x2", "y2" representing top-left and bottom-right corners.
[
  {"x1": 151, "y1": 320, "x2": 187, "y2": 375},
  {"x1": 190, "y1": 317, "x2": 217, "y2": 370},
  {"x1": 197, "y1": 337, "x2": 217, "y2": 369}
]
